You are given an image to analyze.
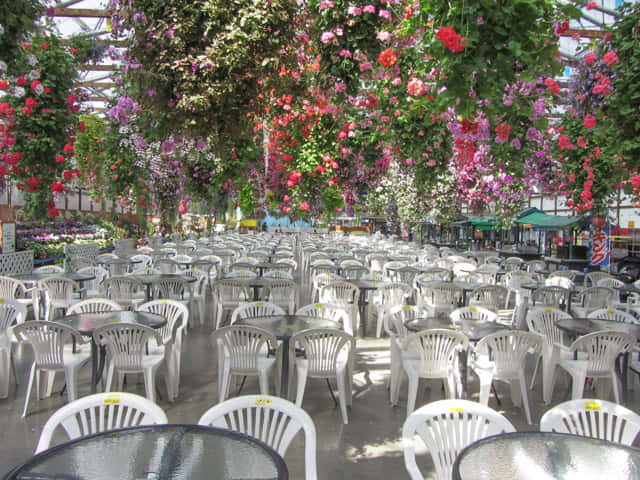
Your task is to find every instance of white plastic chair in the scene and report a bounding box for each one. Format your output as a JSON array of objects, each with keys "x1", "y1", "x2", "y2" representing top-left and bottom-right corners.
[
  {"x1": 0, "y1": 299, "x2": 27, "y2": 398},
  {"x1": 588, "y1": 308, "x2": 639, "y2": 324},
  {"x1": 138, "y1": 299, "x2": 189, "y2": 401},
  {"x1": 419, "y1": 283, "x2": 463, "y2": 317},
  {"x1": 93, "y1": 323, "x2": 164, "y2": 402},
  {"x1": 557, "y1": 331, "x2": 636, "y2": 403},
  {"x1": 33, "y1": 265, "x2": 65, "y2": 274},
  {"x1": 531, "y1": 285, "x2": 571, "y2": 311},
  {"x1": 585, "y1": 271, "x2": 615, "y2": 288},
  {"x1": 571, "y1": 287, "x2": 616, "y2": 318},
  {"x1": 263, "y1": 270, "x2": 294, "y2": 281},
  {"x1": 545, "y1": 275, "x2": 575, "y2": 290},
  {"x1": 0, "y1": 275, "x2": 34, "y2": 313},
  {"x1": 371, "y1": 283, "x2": 412, "y2": 339},
  {"x1": 35, "y1": 392, "x2": 168, "y2": 453},
  {"x1": 103, "y1": 276, "x2": 146, "y2": 310},
  {"x1": 310, "y1": 272, "x2": 342, "y2": 303},
  {"x1": 402, "y1": 399, "x2": 516, "y2": 480},
  {"x1": 397, "y1": 329, "x2": 469, "y2": 416},
  {"x1": 540, "y1": 398, "x2": 640, "y2": 445},
  {"x1": 290, "y1": 328, "x2": 355, "y2": 424},
  {"x1": 526, "y1": 306, "x2": 573, "y2": 404},
  {"x1": 210, "y1": 326, "x2": 277, "y2": 402},
  {"x1": 14, "y1": 321, "x2": 91, "y2": 417},
  {"x1": 263, "y1": 280, "x2": 298, "y2": 314},
  {"x1": 198, "y1": 394, "x2": 318, "y2": 480},
  {"x1": 471, "y1": 330, "x2": 541, "y2": 424},
  {"x1": 37, "y1": 277, "x2": 79, "y2": 321},
  {"x1": 66, "y1": 298, "x2": 122, "y2": 315},
  {"x1": 318, "y1": 281, "x2": 360, "y2": 335},
  {"x1": 76, "y1": 266, "x2": 109, "y2": 298},
  {"x1": 296, "y1": 303, "x2": 351, "y2": 335},
  {"x1": 230, "y1": 301, "x2": 286, "y2": 325},
  {"x1": 212, "y1": 279, "x2": 252, "y2": 329}
]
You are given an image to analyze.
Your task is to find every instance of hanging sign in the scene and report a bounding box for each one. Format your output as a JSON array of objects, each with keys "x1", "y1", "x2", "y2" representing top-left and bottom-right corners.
[{"x1": 590, "y1": 225, "x2": 610, "y2": 267}]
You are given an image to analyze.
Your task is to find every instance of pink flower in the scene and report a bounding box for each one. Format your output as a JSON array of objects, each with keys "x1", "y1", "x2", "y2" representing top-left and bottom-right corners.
[
  {"x1": 363, "y1": 5, "x2": 376, "y2": 14},
  {"x1": 603, "y1": 50, "x2": 619, "y2": 66},
  {"x1": 392, "y1": 77, "x2": 402, "y2": 86},
  {"x1": 319, "y1": 0, "x2": 334, "y2": 9},
  {"x1": 347, "y1": 6, "x2": 361, "y2": 15},
  {"x1": 379, "y1": 9, "x2": 392, "y2": 21},
  {"x1": 376, "y1": 31, "x2": 391, "y2": 41},
  {"x1": 407, "y1": 78, "x2": 426, "y2": 96},
  {"x1": 339, "y1": 49, "x2": 352, "y2": 58},
  {"x1": 583, "y1": 114, "x2": 597, "y2": 129},
  {"x1": 359, "y1": 61, "x2": 373, "y2": 71},
  {"x1": 584, "y1": 52, "x2": 596, "y2": 65},
  {"x1": 320, "y1": 31, "x2": 335, "y2": 44},
  {"x1": 299, "y1": 202, "x2": 309, "y2": 211}
]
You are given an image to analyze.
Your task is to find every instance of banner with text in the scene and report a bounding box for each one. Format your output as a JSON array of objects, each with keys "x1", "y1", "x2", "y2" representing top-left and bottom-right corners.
[{"x1": 590, "y1": 225, "x2": 610, "y2": 267}]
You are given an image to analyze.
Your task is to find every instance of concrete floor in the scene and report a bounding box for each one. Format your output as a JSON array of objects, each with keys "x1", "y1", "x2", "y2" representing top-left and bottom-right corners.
[{"x1": 2, "y1": 296, "x2": 640, "y2": 478}]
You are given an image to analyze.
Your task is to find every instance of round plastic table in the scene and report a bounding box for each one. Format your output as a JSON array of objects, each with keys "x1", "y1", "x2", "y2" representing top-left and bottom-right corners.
[
  {"x1": 453, "y1": 431, "x2": 640, "y2": 480},
  {"x1": 3, "y1": 424, "x2": 288, "y2": 480}
]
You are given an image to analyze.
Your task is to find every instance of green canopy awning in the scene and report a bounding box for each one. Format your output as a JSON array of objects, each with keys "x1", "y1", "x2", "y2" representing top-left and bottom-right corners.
[
  {"x1": 516, "y1": 212, "x2": 582, "y2": 230},
  {"x1": 450, "y1": 216, "x2": 498, "y2": 230}
]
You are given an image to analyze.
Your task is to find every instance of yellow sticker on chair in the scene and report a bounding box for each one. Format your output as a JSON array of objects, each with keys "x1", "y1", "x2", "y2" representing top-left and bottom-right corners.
[
  {"x1": 282, "y1": 325, "x2": 297, "y2": 329},
  {"x1": 470, "y1": 307, "x2": 477, "y2": 312},
  {"x1": 255, "y1": 398, "x2": 273, "y2": 407},
  {"x1": 256, "y1": 302, "x2": 264, "y2": 306},
  {"x1": 545, "y1": 308, "x2": 552, "y2": 313},
  {"x1": 519, "y1": 276, "x2": 525, "y2": 280},
  {"x1": 607, "y1": 309, "x2": 615, "y2": 314},
  {"x1": 108, "y1": 318, "x2": 120, "y2": 323},
  {"x1": 584, "y1": 400, "x2": 600, "y2": 411},
  {"x1": 315, "y1": 304, "x2": 324, "y2": 308},
  {"x1": 160, "y1": 300, "x2": 168, "y2": 304},
  {"x1": 404, "y1": 305, "x2": 412, "y2": 310},
  {"x1": 449, "y1": 407, "x2": 464, "y2": 413},
  {"x1": 103, "y1": 395, "x2": 120, "y2": 405},
  {"x1": 0, "y1": 298, "x2": 4, "y2": 303}
]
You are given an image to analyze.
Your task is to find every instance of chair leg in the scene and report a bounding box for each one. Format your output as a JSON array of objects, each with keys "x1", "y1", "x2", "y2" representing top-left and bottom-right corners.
[
  {"x1": 295, "y1": 364, "x2": 308, "y2": 407},
  {"x1": 406, "y1": 373, "x2": 419, "y2": 417},
  {"x1": 0, "y1": 350, "x2": 10, "y2": 399},
  {"x1": 22, "y1": 364, "x2": 37, "y2": 418},
  {"x1": 336, "y1": 373, "x2": 349, "y2": 424},
  {"x1": 143, "y1": 367, "x2": 157, "y2": 403},
  {"x1": 64, "y1": 366, "x2": 79, "y2": 402},
  {"x1": 517, "y1": 373, "x2": 533, "y2": 425},
  {"x1": 476, "y1": 369, "x2": 493, "y2": 406}
]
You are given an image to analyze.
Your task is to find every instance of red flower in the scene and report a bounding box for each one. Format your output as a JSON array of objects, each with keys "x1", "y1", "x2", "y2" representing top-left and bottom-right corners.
[
  {"x1": 586, "y1": 2, "x2": 597, "y2": 9},
  {"x1": 63, "y1": 170, "x2": 73, "y2": 180},
  {"x1": 48, "y1": 206, "x2": 60, "y2": 218},
  {"x1": 25, "y1": 97, "x2": 37, "y2": 109},
  {"x1": 0, "y1": 80, "x2": 9, "y2": 90},
  {"x1": 555, "y1": 19, "x2": 569, "y2": 35},
  {"x1": 22, "y1": 107, "x2": 32, "y2": 115},
  {"x1": 41, "y1": 43, "x2": 49, "y2": 50},
  {"x1": 544, "y1": 78, "x2": 559, "y2": 95},
  {"x1": 494, "y1": 123, "x2": 511, "y2": 143},
  {"x1": 436, "y1": 26, "x2": 464, "y2": 52},
  {"x1": 299, "y1": 202, "x2": 309, "y2": 211},
  {"x1": 378, "y1": 49, "x2": 397, "y2": 67},
  {"x1": 66, "y1": 94, "x2": 75, "y2": 106},
  {"x1": 55, "y1": 154, "x2": 65, "y2": 163},
  {"x1": 78, "y1": 121, "x2": 86, "y2": 132},
  {"x1": 63, "y1": 144, "x2": 74, "y2": 155},
  {"x1": 558, "y1": 134, "x2": 573, "y2": 150},
  {"x1": 603, "y1": 50, "x2": 619, "y2": 66},
  {"x1": 16, "y1": 77, "x2": 27, "y2": 86},
  {"x1": 583, "y1": 114, "x2": 597, "y2": 129},
  {"x1": 26, "y1": 177, "x2": 40, "y2": 191},
  {"x1": 51, "y1": 182, "x2": 64, "y2": 193}
]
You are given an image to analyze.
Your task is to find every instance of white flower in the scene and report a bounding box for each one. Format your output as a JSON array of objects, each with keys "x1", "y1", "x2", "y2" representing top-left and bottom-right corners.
[
  {"x1": 13, "y1": 86, "x2": 25, "y2": 97},
  {"x1": 26, "y1": 54, "x2": 37, "y2": 66},
  {"x1": 33, "y1": 83, "x2": 44, "y2": 95},
  {"x1": 0, "y1": 60, "x2": 6, "y2": 72},
  {"x1": 27, "y1": 69, "x2": 40, "y2": 80},
  {"x1": 0, "y1": 24, "x2": 4, "y2": 35}
]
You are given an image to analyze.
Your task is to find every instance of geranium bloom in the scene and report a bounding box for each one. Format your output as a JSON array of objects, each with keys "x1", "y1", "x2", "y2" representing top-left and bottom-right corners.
[
  {"x1": 544, "y1": 78, "x2": 559, "y2": 95},
  {"x1": 495, "y1": 123, "x2": 511, "y2": 143},
  {"x1": 347, "y1": 6, "x2": 362, "y2": 15},
  {"x1": 407, "y1": 78, "x2": 426, "y2": 96},
  {"x1": 299, "y1": 202, "x2": 309, "y2": 211},
  {"x1": 359, "y1": 61, "x2": 373, "y2": 71},
  {"x1": 555, "y1": 19, "x2": 569, "y2": 35},
  {"x1": 583, "y1": 114, "x2": 597, "y2": 129},
  {"x1": 378, "y1": 49, "x2": 397, "y2": 66},
  {"x1": 558, "y1": 134, "x2": 573, "y2": 150},
  {"x1": 376, "y1": 31, "x2": 391, "y2": 41},
  {"x1": 603, "y1": 50, "x2": 619, "y2": 66},
  {"x1": 51, "y1": 182, "x2": 64, "y2": 193},
  {"x1": 55, "y1": 154, "x2": 65, "y2": 163},
  {"x1": 379, "y1": 9, "x2": 392, "y2": 21},
  {"x1": 435, "y1": 26, "x2": 464, "y2": 52},
  {"x1": 320, "y1": 31, "x2": 335, "y2": 44},
  {"x1": 363, "y1": 5, "x2": 376, "y2": 13},
  {"x1": 584, "y1": 52, "x2": 596, "y2": 65}
]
